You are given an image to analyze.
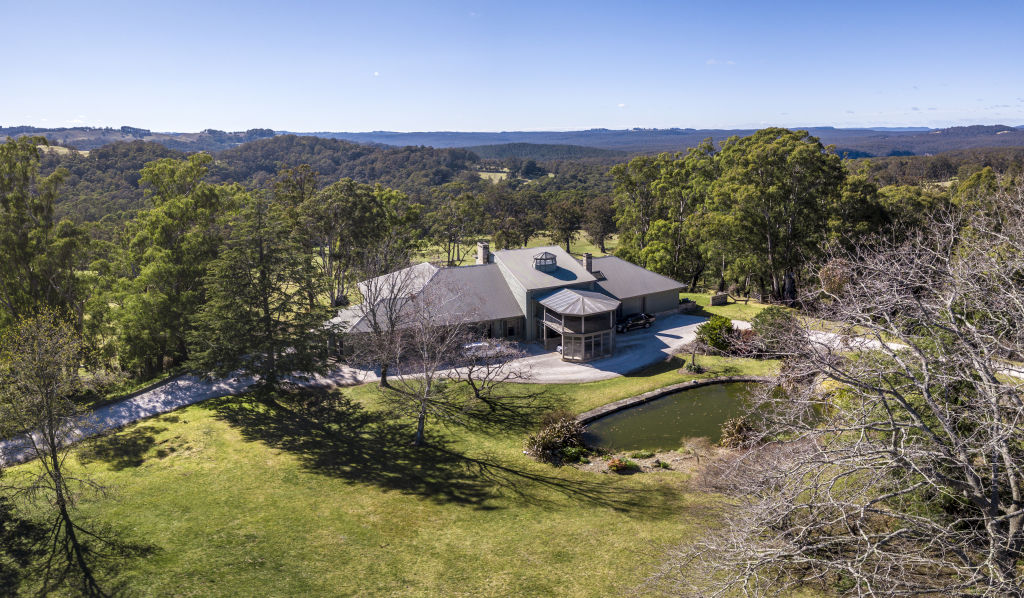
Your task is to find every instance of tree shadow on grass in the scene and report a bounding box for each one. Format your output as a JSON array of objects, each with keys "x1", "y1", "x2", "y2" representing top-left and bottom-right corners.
[
  {"x1": 211, "y1": 390, "x2": 683, "y2": 516},
  {"x1": 79, "y1": 426, "x2": 169, "y2": 471}
]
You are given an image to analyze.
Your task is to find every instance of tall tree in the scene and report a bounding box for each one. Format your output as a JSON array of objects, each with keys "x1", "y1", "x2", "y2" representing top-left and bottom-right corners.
[
  {"x1": 609, "y1": 155, "x2": 662, "y2": 265},
  {"x1": 546, "y1": 193, "x2": 582, "y2": 253},
  {"x1": 427, "y1": 185, "x2": 485, "y2": 265},
  {"x1": 188, "y1": 192, "x2": 334, "y2": 400},
  {"x1": 581, "y1": 195, "x2": 617, "y2": 253},
  {"x1": 0, "y1": 137, "x2": 88, "y2": 332},
  {"x1": 300, "y1": 179, "x2": 419, "y2": 307},
  {"x1": 711, "y1": 128, "x2": 844, "y2": 301},
  {"x1": 103, "y1": 153, "x2": 237, "y2": 378}
]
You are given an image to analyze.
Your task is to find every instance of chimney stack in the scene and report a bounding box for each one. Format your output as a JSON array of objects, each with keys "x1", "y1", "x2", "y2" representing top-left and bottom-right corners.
[
  {"x1": 476, "y1": 241, "x2": 490, "y2": 265},
  {"x1": 583, "y1": 252, "x2": 593, "y2": 272}
]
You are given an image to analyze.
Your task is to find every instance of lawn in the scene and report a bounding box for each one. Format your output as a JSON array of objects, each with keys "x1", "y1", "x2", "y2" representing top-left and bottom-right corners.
[
  {"x1": 10, "y1": 355, "x2": 778, "y2": 597},
  {"x1": 680, "y1": 292, "x2": 774, "y2": 323}
]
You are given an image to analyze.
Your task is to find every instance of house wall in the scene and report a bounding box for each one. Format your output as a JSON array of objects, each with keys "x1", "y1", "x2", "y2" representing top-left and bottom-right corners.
[{"x1": 644, "y1": 289, "x2": 680, "y2": 314}]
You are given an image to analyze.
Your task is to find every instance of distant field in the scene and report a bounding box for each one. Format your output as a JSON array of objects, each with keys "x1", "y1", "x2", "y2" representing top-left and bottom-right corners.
[
  {"x1": 476, "y1": 170, "x2": 508, "y2": 182},
  {"x1": 416, "y1": 233, "x2": 619, "y2": 266},
  {"x1": 37, "y1": 144, "x2": 89, "y2": 157}
]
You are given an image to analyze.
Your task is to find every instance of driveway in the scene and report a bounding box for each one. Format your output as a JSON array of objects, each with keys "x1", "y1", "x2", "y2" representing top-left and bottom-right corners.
[
  {"x1": 0, "y1": 314, "x2": 710, "y2": 466},
  {"x1": 512, "y1": 313, "x2": 707, "y2": 383}
]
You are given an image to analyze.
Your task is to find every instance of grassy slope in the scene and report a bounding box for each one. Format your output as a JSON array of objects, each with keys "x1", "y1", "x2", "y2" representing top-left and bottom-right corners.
[{"x1": 19, "y1": 355, "x2": 778, "y2": 597}]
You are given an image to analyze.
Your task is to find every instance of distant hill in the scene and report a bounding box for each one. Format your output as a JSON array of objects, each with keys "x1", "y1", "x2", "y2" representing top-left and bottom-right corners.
[
  {"x1": 466, "y1": 143, "x2": 627, "y2": 161},
  {"x1": 9, "y1": 123, "x2": 1024, "y2": 158},
  {"x1": 292, "y1": 125, "x2": 1024, "y2": 157},
  {"x1": 1, "y1": 126, "x2": 276, "y2": 152},
  {"x1": 37, "y1": 136, "x2": 481, "y2": 221}
]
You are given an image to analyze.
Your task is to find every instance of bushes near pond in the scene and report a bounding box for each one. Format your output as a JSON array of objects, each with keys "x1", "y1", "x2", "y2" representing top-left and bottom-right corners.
[{"x1": 524, "y1": 413, "x2": 586, "y2": 465}]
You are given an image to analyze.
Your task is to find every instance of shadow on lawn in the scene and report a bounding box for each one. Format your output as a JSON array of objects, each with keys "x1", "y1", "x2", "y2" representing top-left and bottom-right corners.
[
  {"x1": 79, "y1": 426, "x2": 168, "y2": 470},
  {"x1": 211, "y1": 390, "x2": 682, "y2": 516}
]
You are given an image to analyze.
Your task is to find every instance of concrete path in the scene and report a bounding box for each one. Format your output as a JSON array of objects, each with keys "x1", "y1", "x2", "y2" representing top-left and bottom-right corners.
[{"x1": 0, "y1": 374, "x2": 254, "y2": 467}]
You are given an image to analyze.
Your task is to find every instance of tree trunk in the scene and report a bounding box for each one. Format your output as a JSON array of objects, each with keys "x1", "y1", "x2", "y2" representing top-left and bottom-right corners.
[{"x1": 414, "y1": 399, "x2": 427, "y2": 446}]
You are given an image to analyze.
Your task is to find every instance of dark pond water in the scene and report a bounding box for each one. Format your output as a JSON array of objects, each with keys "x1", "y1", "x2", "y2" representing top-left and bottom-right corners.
[{"x1": 583, "y1": 383, "x2": 754, "y2": 451}]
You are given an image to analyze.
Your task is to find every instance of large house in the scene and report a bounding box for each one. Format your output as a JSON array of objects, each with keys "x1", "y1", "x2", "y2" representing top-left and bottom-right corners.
[{"x1": 342, "y1": 243, "x2": 684, "y2": 362}]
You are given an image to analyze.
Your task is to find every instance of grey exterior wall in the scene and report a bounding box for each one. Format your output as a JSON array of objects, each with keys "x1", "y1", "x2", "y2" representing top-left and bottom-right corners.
[{"x1": 645, "y1": 289, "x2": 680, "y2": 314}]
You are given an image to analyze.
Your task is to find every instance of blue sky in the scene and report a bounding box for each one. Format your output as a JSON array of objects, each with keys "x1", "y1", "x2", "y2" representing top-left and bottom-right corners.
[{"x1": 3, "y1": 0, "x2": 1023, "y2": 132}]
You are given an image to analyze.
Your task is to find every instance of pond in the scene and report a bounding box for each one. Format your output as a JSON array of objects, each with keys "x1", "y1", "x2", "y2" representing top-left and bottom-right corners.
[{"x1": 582, "y1": 382, "x2": 755, "y2": 452}]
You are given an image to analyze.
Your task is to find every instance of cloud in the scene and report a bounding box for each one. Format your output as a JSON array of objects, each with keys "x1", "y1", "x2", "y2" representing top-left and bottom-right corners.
[
  {"x1": 845, "y1": 110, "x2": 855, "y2": 114},
  {"x1": 617, "y1": 103, "x2": 626, "y2": 108},
  {"x1": 373, "y1": 71, "x2": 379, "y2": 76},
  {"x1": 705, "y1": 58, "x2": 736, "y2": 65},
  {"x1": 911, "y1": 106, "x2": 920, "y2": 111},
  {"x1": 928, "y1": 107, "x2": 937, "y2": 111}
]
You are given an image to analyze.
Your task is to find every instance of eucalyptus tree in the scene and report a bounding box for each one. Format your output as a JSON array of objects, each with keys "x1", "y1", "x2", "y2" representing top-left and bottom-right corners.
[
  {"x1": 710, "y1": 128, "x2": 845, "y2": 301},
  {"x1": 0, "y1": 137, "x2": 88, "y2": 332},
  {"x1": 300, "y1": 178, "x2": 419, "y2": 307},
  {"x1": 609, "y1": 155, "x2": 661, "y2": 264},
  {"x1": 103, "y1": 153, "x2": 240, "y2": 378},
  {"x1": 427, "y1": 184, "x2": 485, "y2": 265},
  {"x1": 581, "y1": 195, "x2": 616, "y2": 253},
  {"x1": 545, "y1": 192, "x2": 583, "y2": 253}
]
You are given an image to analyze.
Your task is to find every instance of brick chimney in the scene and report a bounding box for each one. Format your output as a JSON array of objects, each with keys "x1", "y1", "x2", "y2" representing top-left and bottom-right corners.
[
  {"x1": 583, "y1": 252, "x2": 593, "y2": 272},
  {"x1": 476, "y1": 241, "x2": 490, "y2": 265}
]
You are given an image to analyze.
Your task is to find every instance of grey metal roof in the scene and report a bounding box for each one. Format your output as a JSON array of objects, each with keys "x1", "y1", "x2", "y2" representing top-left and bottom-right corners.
[
  {"x1": 493, "y1": 245, "x2": 596, "y2": 291},
  {"x1": 591, "y1": 256, "x2": 684, "y2": 300},
  {"x1": 538, "y1": 288, "x2": 620, "y2": 316},
  {"x1": 340, "y1": 263, "x2": 523, "y2": 333},
  {"x1": 430, "y1": 264, "x2": 523, "y2": 322}
]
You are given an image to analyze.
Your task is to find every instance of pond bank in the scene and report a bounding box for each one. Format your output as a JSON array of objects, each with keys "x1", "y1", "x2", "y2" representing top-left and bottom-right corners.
[{"x1": 575, "y1": 375, "x2": 773, "y2": 425}]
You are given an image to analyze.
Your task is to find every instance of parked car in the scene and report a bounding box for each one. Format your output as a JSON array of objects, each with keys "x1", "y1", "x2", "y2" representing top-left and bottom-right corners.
[{"x1": 616, "y1": 313, "x2": 655, "y2": 333}]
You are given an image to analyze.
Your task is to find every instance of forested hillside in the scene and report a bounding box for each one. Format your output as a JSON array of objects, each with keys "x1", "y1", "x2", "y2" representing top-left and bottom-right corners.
[
  {"x1": 0, "y1": 125, "x2": 276, "y2": 151},
  {"x1": 39, "y1": 141, "x2": 184, "y2": 220},
  {"x1": 209, "y1": 134, "x2": 479, "y2": 195}
]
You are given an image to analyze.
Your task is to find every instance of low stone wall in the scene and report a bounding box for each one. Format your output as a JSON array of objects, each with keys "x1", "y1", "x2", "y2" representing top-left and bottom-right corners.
[{"x1": 575, "y1": 376, "x2": 773, "y2": 425}]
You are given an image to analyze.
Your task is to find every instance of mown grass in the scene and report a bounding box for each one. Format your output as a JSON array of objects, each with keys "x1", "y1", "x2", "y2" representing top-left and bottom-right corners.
[
  {"x1": 11, "y1": 355, "x2": 780, "y2": 597},
  {"x1": 680, "y1": 292, "x2": 774, "y2": 323}
]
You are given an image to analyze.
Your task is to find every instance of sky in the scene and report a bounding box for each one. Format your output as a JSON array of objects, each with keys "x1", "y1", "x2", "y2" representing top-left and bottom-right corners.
[{"x1": 3, "y1": 0, "x2": 1023, "y2": 132}]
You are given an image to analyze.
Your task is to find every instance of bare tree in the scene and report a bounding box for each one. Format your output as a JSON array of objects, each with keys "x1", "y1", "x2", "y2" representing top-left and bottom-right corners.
[
  {"x1": 658, "y1": 183, "x2": 1024, "y2": 597},
  {"x1": 0, "y1": 312, "x2": 115, "y2": 597},
  {"x1": 348, "y1": 250, "x2": 532, "y2": 445}
]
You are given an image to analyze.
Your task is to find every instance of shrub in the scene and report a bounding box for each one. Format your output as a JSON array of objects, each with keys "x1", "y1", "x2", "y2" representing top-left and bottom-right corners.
[
  {"x1": 720, "y1": 416, "x2": 755, "y2": 448},
  {"x1": 607, "y1": 458, "x2": 639, "y2": 472},
  {"x1": 561, "y1": 445, "x2": 589, "y2": 463},
  {"x1": 524, "y1": 415, "x2": 586, "y2": 465},
  {"x1": 696, "y1": 315, "x2": 735, "y2": 353},
  {"x1": 751, "y1": 305, "x2": 797, "y2": 356},
  {"x1": 655, "y1": 459, "x2": 672, "y2": 469},
  {"x1": 630, "y1": 449, "x2": 655, "y2": 459}
]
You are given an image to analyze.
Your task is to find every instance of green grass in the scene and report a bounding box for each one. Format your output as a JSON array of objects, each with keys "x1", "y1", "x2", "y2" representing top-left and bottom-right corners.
[
  {"x1": 680, "y1": 292, "x2": 774, "y2": 323},
  {"x1": 416, "y1": 233, "x2": 618, "y2": 267},
  {"x1": 10, "y1": 355, "x2": 779, "y2": 597}
]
